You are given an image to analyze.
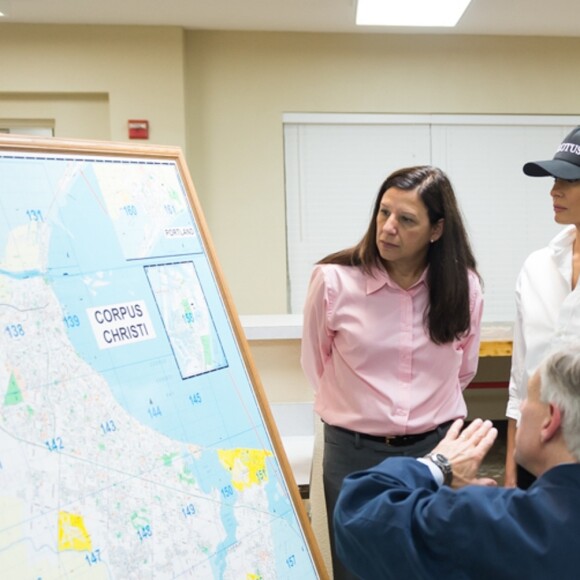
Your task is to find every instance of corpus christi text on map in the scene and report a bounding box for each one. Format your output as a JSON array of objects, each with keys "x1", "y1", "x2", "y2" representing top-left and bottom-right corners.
[{"x1": 0, "y1": 152, "x2": 317, "y2": 579}]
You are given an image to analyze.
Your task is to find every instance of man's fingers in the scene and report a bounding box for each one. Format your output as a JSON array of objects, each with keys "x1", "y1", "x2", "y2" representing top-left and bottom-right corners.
[
  {"x1": 458, "y1": 418, "x2": 485, "y2": 440},
  {"x1": 475, "y1": 427, "x2": 498, "y2": 453},
  {"x1": 460, "y1": 419, "x2": 495, "y2": 445},
  {"x1": 473, "y1": 476, "x2": 499, "y2": 487},
  {"x1": 446, "y1": 418, "x2": 465, "y2": 440}
]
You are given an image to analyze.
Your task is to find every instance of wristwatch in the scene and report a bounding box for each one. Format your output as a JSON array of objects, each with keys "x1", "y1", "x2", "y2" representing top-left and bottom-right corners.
[{"x1": 426, "y1": 453, "x2": 453, "y2": 486}]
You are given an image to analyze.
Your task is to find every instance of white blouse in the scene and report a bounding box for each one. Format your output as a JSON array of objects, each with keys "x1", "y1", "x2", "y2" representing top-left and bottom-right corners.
[{"x1": 507, "y1": 225, "x2": 580, "y2": 421}]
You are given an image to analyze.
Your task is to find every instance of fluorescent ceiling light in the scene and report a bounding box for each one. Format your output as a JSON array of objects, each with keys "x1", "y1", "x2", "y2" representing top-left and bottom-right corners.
[{"x1": 356, "y1": 0, "x2": 472, "y2": 27}]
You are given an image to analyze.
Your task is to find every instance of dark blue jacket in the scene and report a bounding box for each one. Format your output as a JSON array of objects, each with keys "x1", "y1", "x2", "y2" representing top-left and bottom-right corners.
[{"x1": 334, "y1": 458, "x2": 580, "y2": 579}]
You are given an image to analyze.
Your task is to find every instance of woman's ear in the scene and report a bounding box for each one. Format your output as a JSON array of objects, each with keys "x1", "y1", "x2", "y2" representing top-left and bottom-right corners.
[{"x1": 431, "y1": 219, "x2": 444, "y2": 242}]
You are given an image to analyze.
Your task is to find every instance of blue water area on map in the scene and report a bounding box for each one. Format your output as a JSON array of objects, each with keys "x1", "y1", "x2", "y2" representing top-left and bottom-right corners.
[
  {"x1": 41, "y1": 164, "x2": 265, "y2": 450},
  {"x1": 0, "y1": 157, "x2": 66, "y2": 252},
  {"x1": 214, "y1": 500, "x2": 238, "y2": 578},
  {"x1": 0, "y1": 269, "x2": 43, "y2": 279}
]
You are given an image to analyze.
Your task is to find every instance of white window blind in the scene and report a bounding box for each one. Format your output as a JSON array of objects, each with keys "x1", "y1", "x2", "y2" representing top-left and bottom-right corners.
[{"x1": 284, "y1": 115, "x2": 577, "y2": 323}]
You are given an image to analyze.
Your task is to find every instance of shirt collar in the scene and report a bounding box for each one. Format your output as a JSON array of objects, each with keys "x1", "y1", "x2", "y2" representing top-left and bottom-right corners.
[
  {"x1": 366, "y1": 265, "x2": 429, "y2": 295},
  {"x1": 549, "y1": 225, "x2": 576, "y2": 277}
]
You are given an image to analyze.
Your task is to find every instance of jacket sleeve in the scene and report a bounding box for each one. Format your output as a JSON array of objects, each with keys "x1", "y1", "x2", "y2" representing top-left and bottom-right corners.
[
  {"x1": 334, "y1": 458, "x2": 442, "y2": 579},
  {"x1": 335, "y1": 458, "x2": 576, "y2": 580},
  {"x1": 334, "y1": 457, "x2": 509, "y2": 580}
]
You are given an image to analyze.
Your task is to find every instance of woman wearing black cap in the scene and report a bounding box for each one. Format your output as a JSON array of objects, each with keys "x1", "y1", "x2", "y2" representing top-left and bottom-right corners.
[{"x1": 506, "y1": 126, "x2": 580, "y2": 488}]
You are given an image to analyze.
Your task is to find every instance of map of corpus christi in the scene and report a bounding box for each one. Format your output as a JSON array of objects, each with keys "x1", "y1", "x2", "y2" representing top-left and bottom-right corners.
[{"x1": 0, "y1": 151, "x2": 318, "y2": 579}]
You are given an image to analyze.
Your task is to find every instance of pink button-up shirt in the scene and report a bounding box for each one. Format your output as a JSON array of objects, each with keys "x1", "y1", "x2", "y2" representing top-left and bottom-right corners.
[{"x1": 301, "y1": 264, "x2": 483, "y2": 436}]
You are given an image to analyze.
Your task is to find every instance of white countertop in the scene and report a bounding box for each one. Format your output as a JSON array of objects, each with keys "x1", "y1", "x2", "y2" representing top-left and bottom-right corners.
[
  {"x1": 279, "y1": 435, "x2": 315, "y2": 487},
  {"x1": 241, "y1": 314, "x2": 513, "y2": 342}
]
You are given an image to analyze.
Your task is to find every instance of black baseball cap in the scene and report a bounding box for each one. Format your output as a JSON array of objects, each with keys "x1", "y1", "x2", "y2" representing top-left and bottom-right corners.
[{"x1": 523, "y1": 126, "x2": 580, "y2": 180}]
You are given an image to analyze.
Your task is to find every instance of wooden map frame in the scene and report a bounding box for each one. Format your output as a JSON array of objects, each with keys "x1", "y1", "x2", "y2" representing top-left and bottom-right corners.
[{"x1": 0, "y1": 134, "x2": 328, "y2": 579}]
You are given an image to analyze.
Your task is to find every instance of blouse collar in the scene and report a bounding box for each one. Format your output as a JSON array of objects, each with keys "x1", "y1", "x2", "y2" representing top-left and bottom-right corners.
[{"x1": 366, "y1": 265, "x2": 429, "y2": 295}]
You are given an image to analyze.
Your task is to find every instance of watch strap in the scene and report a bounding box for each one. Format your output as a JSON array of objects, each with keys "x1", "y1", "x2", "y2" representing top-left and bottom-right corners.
[{"x1": 426, "y1": 453, "x2": 453, "y2": 486}]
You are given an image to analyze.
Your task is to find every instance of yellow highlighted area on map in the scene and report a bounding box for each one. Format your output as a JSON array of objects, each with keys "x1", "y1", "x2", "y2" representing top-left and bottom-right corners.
[
  {"x1": 218, "y1": 448, "x2": 273, "y2": 491},
  {"x1": 58, "y1": 511, "x2": 92, "y2": 552}
]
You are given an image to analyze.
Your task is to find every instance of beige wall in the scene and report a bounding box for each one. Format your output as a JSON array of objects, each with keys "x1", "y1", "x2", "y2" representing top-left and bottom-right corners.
[
  {"x1": 0, "y1": 25, "x2": 187, "y2": 147},
  {"x1": 184, "y1": 31, "x2": 580, "y2": 315},
  {"x1": 0, "y1": 93, "x2": 110, "y2": 139}
]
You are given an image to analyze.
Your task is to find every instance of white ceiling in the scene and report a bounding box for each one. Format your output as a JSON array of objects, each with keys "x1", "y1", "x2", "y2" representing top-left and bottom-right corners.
[{"x1": 1, "y1": 0, "x2": 580, "y2": 37}]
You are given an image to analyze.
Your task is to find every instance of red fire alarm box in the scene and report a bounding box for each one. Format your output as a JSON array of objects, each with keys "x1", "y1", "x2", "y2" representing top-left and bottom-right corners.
[{"x1": 128, "y1": 120, "x2": 149, "y2": 140}]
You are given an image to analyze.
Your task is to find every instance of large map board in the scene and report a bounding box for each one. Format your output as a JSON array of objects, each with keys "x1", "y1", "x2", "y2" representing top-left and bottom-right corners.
[{"x1": 0, "y1": 135, "x2": 327, "y2": 579}]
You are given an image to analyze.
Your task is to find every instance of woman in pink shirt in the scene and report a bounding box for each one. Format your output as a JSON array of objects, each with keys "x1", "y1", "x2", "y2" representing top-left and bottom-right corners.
[{"x1": 301, "y1": 165, "x2": 483, "y2": 580}]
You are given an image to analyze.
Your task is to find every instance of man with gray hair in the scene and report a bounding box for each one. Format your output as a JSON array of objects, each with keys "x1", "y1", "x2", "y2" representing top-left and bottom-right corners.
[{"x1": 334, "y1": 344, "x2": 580, "y2": 579}]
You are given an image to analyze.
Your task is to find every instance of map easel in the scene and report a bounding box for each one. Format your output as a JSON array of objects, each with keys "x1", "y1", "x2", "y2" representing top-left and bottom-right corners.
[{"x1": 0, "y1": 135, "x2": 328, "y2": 579}]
